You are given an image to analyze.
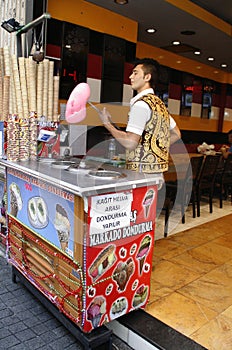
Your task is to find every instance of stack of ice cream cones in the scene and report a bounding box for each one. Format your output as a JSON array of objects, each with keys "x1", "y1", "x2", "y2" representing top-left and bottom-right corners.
[
  {"x1": 7, "y1": 115, "x2": 20, "y2": 162},
  {"x1": 0, "y1": 46, "x2": 60, "y2": 161}
]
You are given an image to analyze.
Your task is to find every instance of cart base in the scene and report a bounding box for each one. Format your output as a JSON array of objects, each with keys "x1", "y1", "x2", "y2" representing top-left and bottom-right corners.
[{"x1": 12, "y1": 265, "x2": 113, "y2": 350}]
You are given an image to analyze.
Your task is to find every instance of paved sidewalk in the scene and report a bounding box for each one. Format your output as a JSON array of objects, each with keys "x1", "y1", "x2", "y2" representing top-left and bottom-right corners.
[{"x1": 0, "y1": 248, "x2": 131, "y2": 350}]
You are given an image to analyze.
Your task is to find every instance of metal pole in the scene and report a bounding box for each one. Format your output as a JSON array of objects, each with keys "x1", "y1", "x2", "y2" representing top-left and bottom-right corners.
[
  {"x1": 16, "y1": 12, "x2": 51, "y2": 35},
  {"x1": 15, "y1": 12, "x2": 50, "y2": 57},
  {"x1": 17, "y1": 34, "x2": 22, "y2": 57}
]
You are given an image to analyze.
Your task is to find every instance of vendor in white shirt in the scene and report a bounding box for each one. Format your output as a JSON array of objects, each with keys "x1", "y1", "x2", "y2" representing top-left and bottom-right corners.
[
  {"x1": 127, "y1": 87, "x2": 180, "y2": 145},
  {"x1": 99, "y1": 58, "x2": 181, "y2": 173}
]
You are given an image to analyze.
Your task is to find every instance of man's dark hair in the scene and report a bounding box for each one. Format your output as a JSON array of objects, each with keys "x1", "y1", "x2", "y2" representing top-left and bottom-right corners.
[
  {"x1": 228, "y1": 129, "x2": 232, "y2": 135},
  {"x1": 133, "y1": 58, "x2": 160, "y2": 89}
]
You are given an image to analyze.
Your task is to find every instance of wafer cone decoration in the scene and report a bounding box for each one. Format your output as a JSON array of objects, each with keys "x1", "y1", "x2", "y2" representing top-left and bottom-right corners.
[
  {"x1": 136, "y1": 235, "x2": 151, "y2": 275},
  {"x1": 10, "y1": 197, "x2": 18, "y2": 217},
  {"x1": 143, "y1": 189, "x2": 155, "y2": 218},
  {"x1": 3, "y1": 75, "x2": 10, "y2": 121},
  {"x1": 139, "y1": 256, "x2": 145, "y2": 274},
  {"x1": 145, "y1": 205, "x2": 150, "y2": 218}
]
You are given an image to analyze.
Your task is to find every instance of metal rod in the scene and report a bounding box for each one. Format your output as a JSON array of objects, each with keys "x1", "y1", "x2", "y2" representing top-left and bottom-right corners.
[
  {"x1": 16, "y1": 13, "x2": 51, "y2": 35},
  {"x1": 88, "y1": 101, "x2": 102, "y2": 114},
  {"x1": 88, "y1": 102, "x2": 121, "y2": 130},
  {"x1": 17, "y1": 35, "x2": 22, "y2": 57}
]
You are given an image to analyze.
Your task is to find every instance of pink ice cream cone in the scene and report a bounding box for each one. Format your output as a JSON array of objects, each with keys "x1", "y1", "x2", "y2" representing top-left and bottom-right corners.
[
  {"x1": 136, "y1": 235, "x2": 151, "y2": 275},
  {"x1": 143, "y1": 189, "x2": 154, "y2": 218}
]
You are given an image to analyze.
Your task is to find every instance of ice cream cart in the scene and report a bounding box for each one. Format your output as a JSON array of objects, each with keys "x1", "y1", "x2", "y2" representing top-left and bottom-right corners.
[{"x1": 2, "y1": 158, "x2": 163, "y2": 333}]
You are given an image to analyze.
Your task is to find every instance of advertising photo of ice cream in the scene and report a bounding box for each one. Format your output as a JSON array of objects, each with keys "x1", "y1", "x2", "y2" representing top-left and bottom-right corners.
[
  {"x1": 53, "y1": 204, "x2": 71, "y2": 251},
  {"x1": 27, "y1": 196, "x2": 48, "y2": 228},
  {"x1": 87, "y1": 296, "x2": 106, "y2": 329},
  {"x1": 28, "y1": 197, "x2": 37, "y2": 222},
  {"x1": 143, "y1": 189, "x2": 155, "y2": 218},
  {"x1": 89, "y1": 244, "x2": 116, "y2": 282},
  {"x1": 136, "y1": 235, "x2": 151, "y2": 275},
  {"x1": 9, "y1": 182, "x2": 22, "y2": 217},
  {"x1": 113, "y1": 258, "x2": 134, "y2": 291},
  {"x1": 110, "y1": 297, "x2": 128, "y2": 319},
  {"x1": 37, "y1": 197, "x2": 48, "y2": 225},
  {"x1": 132, "y1": 284, "x2": 148, "y2": 308}
]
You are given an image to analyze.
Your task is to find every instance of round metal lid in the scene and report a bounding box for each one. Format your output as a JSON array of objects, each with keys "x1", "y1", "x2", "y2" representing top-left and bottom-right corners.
[
  {"x1": 51, "y1": 161, "x2": 76, "y2": 169},
  {"x1": 88, "y1": 170, "x2": 126, "y2": 180}
]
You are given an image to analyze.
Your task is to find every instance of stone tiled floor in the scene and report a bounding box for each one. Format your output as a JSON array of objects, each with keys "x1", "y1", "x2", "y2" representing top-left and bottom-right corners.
[
  {"x1": 0, "y1": 251, "x2": 131, "y2": 350},
  {"x1": 146, "y1": 199, "x2": 232, "y2": 350},
  {"x1": 1, "y1": 197, "x2": 231, "y2": 349}
]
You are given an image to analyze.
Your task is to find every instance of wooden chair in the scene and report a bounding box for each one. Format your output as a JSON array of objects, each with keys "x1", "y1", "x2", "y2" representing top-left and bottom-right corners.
[
  {"x1": 193, "y1": 154, "x2": 221, "y2": 217},
  {"x1": 214, "y1": 153, "x2": 232, "y2": 208},
  {"x1": 187, "y1": 156, "x2": 205, "y2": 219},
  {"x1": 161, "y1": 155, "x2": 204, "y2": 236}
]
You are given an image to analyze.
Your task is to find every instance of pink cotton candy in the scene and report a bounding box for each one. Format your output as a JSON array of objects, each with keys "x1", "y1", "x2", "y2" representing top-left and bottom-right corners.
[{"x1": 65, "y1": 83, "x2": 91, "y2": 123}]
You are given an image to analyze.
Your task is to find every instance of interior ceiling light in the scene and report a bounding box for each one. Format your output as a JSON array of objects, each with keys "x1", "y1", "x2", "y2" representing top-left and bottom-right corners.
[
  {"x1": 194, "y1": 50, "x2": 201, "y2": 55},
  {"x1": 114, "y1": 0, "x2": 128, "y2": 4},
  {"x1": 221, "y1": 63, "x2": 227, "y2": 68},
  {"x1": 172, "y1": 41, "x2": 180, "y2": 45},
  {"x1": 146, "y1": 28, "x2": 156, "y2": 34},
  {"x1": 208, "y1": 57, "x2": 214, "y2": 61}
]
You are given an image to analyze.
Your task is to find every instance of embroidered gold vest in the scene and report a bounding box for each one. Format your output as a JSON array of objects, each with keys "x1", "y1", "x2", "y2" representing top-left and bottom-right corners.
[{"x1": 126, "y1": 94, "x2": 170, "y2": 173}]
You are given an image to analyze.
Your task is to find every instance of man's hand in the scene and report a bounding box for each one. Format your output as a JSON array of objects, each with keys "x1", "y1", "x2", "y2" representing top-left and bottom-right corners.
[
  {"x1": 220, "y1": 144, "x2": 229, "y2": 151},
  {"x1": 98, "y1": 107, "x2": 112, "y2": 126}
]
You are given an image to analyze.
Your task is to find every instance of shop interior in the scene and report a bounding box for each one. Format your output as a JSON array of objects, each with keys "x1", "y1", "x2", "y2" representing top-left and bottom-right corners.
[{"x1": 0, "y1": 1, "x2": 232, "y2": 349}]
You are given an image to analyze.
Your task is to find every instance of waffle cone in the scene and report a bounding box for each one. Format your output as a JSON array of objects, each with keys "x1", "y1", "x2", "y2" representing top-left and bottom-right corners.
[
  {"x1": 139, "y1": 256, "x2": 145, "y2": 274},
  {"x1": 145, "y1": 205, "x2": 150, "y2": 218},
  {"x1": 10, "y1": 205, "x2": 18, "y2": 217}
]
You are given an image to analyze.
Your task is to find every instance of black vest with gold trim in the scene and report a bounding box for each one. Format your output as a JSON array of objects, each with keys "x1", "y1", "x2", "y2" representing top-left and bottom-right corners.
[{"x1": 126, "y1": 93, "x2": 170, "y2": 173}]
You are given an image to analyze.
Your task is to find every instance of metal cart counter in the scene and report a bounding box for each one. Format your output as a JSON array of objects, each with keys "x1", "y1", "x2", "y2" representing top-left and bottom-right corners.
[{"x1": 1, "y1": 158, "x2": 163, "y2": 333}]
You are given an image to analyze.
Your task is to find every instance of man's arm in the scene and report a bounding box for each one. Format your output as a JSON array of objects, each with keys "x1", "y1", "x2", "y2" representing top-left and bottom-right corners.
[
  {"x1": 100, "y1": 107, "x2": 140, "y2": 150},
  {"x1": 100, "y1": 107, "x2": 181, "y2": 149}
]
